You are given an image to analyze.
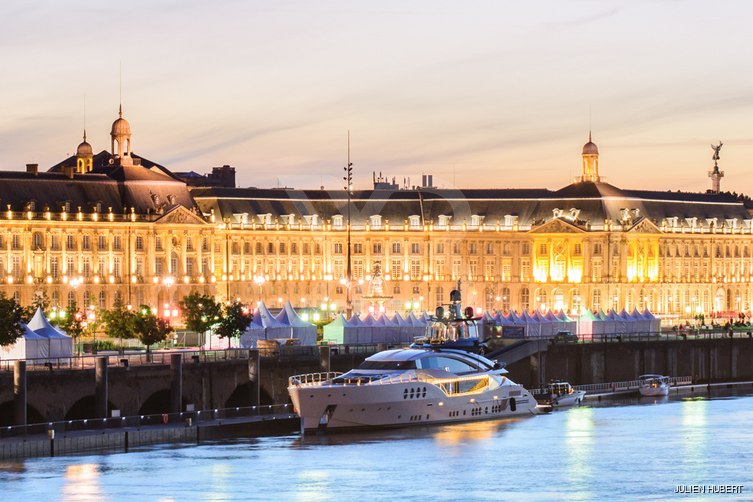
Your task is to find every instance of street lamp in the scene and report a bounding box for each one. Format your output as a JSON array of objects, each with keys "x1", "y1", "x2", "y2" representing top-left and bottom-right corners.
[{"x1": 254, "y1": 275, "x2": 265, "y2": 301}]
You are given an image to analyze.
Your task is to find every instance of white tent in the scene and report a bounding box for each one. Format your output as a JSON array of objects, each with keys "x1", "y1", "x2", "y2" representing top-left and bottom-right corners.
[
  {"x1": 28, "y1": 307, "x2": 74, "y2": 358},
  {"x1": 598, "y1": 308, "x2": 615, "y2": 334},
  {"x1": 239, "y1": 301, "x2": 292, "y2": 348},
  {"x1": 520, "y1": 310, "x2": 541, "y2": 338},
  {"x1": 322, "y1": 314, "x2": 360, "y2": 344},
  {"x1": 630, "y1": 308, "x2": 649, "y2": 334},
  {"x1": 371, "y1": 313, "x2": 401, "y2": 343},
  {"x1": 275, "y1": 302, "x2": 317, "y2": 345},
  {"x1": 642, "y1": 308, "x2": 661, "y2": 332},
  {"x1": 577, "y1": 310, "x2": 604, "y2": 340},
  {"x1": 555, "y1": 310, "x2": 577, "y2": 334},
  {"x1": 406, "y1": 312, "x2": 428, "y2": 340},
  {"x1": 1, "y1": 323, "x2": 49, "y2": 360}
]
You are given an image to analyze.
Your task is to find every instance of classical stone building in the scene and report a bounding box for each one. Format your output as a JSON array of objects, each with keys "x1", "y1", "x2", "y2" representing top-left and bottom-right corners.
[{"x1": 1, "y1": 110, "x2": 751, "y2": 324}]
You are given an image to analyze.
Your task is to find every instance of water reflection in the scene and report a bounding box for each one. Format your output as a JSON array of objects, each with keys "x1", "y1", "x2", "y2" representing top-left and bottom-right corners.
[
  {"x1": 62, "y1": 463, "x2": 103, "y2": 502},
  {"x1": 293, "y1": 416, "x2": 528, "y2": 448},
  {"x1": 563, "y1": 407, "x2": 595, "y2": 500}
]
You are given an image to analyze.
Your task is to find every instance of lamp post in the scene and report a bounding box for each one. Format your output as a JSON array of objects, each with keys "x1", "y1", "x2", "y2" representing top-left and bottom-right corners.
[
  {"x1": 254, "y1": 275, "x2": 265, "y2": 302},
  {"x1": 343, "y1": 132, "x2": 353, "y2": 319}
]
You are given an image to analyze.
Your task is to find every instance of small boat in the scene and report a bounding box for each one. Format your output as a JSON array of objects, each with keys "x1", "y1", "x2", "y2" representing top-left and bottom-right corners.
[
  {"x1": 288, "y1": 284, "x2": 537, "y2": 433},
  {"x1": 638, "y1": 374, "x2": 670, "y2": 397},
  {"x1": 547, "y1": 380, "x2": 586, "y2": 407}
]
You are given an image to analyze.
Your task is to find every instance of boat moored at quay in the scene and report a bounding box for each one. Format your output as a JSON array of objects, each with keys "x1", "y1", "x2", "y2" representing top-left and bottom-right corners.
[{"x1": 288, "y1": 285, "x2": 538, "y2": 433}]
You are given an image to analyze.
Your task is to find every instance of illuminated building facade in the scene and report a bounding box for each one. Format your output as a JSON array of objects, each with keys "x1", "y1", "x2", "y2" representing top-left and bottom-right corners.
[{"x1": 0, "y1": 110, "x2": 751, "y2": 322}]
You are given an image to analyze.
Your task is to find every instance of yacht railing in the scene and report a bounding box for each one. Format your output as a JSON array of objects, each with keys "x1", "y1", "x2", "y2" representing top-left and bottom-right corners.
[
  {"x1": 531, "y1": 376, "x2": 693, "y2": 395},
  {"x1": 288, "y1": 371, "x2": 497, "y2": 397},
  {"x1": 288, "y1": 372, "x2": 343, "y2": 386}
]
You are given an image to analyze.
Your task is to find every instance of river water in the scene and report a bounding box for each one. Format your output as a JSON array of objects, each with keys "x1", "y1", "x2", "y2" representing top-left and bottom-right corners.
[{"x1": 2, "y1": 390, "x2": 752, "y2": 501}]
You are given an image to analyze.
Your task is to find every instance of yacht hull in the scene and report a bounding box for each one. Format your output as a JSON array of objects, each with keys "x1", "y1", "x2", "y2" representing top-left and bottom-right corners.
[{"x1": 289, "y1": 381, "x2": 537, "y2": 434}]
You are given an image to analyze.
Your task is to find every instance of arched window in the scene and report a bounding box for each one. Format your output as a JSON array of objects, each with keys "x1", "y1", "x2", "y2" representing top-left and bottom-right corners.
[{"x1": 520, "y1": 287, "x2": 530, "y2": 311}]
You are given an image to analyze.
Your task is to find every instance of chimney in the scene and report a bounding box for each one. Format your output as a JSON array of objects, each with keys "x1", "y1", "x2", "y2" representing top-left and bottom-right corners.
[
  {"x1": 26, "y1": 163, "x2": 38, "y2": 176},
  {"x1": 63, "y1": 165, "x2": 75, "y2": 179}
]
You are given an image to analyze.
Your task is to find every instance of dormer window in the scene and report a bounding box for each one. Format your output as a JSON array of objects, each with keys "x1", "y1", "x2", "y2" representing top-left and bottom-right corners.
[
  {"x1": 408, "y1": 215, "x2": 421, "y2": 228},
  {"x1": 470, "y1": 214, "x2": 484, "y2": 227},
  {"x1": 438, "y1": 215, "x2": 452, "y2": 227},
  {"x1": 369, "y1": 215, "x2": 382, "y2": 228},
  {"x1": 303, "y1": 214, "x2": 319, "y2": 226},
  {"x1": 552, "y1": 208, "x2": 563, "y2": 218},
  {"x1": 333, "y1": 215, "x2": 344, "y2": 228},
  {"x1": 503, "y1": 214, "x2": 517, "y2": 227},
  {"x1": 258, "y1": 213, "x2": 272, "y2": 225}
]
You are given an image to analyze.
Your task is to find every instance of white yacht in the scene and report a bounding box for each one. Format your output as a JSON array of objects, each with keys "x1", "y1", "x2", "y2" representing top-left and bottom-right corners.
[
  {"x1": 546, "y1": 380, "x2": 586, "y2": 408},
  {"x1": 638, "y1": 374, "x2": 670, "y2": 397},
  {"x1": 289, "y1": 348, "x2": 538, "y2": 433}
]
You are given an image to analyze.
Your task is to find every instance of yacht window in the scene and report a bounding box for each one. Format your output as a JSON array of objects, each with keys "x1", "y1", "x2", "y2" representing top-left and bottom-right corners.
[
  {"x1": 358, "y1": 360, "x2": 417, "y2": 370},
  {"x1": 417, "y1": 356, "x2": 478, "y2": 374}
]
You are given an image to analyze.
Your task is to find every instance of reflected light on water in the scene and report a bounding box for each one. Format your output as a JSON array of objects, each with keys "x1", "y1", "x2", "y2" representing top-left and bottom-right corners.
[
  {"x1": 680, "y1": 397, "x2": 709, "y2": 480},
  {"x1": 207, "y1": 463, "x2": 232, "y2": 502},
  {"x1": 432, "y1": 418, "x2": 516, "y2": 447},
  {"x1": 295, "y1": 470, "x2": 332, "y2": 502},
  {"x1": 62, "y1": 464, "x2": 102, "y2": 502},
  {"x1": 564, "y1": 407, "x2": 595, "y2": 500}
]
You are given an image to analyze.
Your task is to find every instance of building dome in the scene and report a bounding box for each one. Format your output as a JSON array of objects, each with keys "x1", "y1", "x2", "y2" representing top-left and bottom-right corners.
[
  {"x1": 582, "y1": 140, "x2": 599, "y2": 155},
  {"x1": 111, "y1": 116, "x2": 131, "y2": 136},
  {"x1": 76, "y1": 131, "x2": 92, "y2": 156},
  {"x1": 111, "y1": 105, "x2": 131, "y2": 136}
]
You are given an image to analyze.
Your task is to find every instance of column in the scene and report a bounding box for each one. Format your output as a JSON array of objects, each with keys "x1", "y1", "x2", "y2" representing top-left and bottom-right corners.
[
  {"x1": 248, "y1": 349, "x2": 260, "y2": 407},
  {"x1": 170, "y1": 353, "x2": 182, "y2": 414},
  {"x1": 13, "y1": 360, "x2": 26, "y2": 426},
  {"x1": 95, "y1": 356, "x2": 108, "y2": 418}
]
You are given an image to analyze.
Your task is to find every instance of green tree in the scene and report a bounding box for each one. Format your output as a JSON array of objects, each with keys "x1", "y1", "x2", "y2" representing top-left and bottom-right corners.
[
  {"x1": 53, "y1": 302, "x2": 85, "y2": 354},
  {"x1": 101, "y1": 299, "x2": 137, "y2": 352},
  {"x1": 134, "y1": 306, "x2": 174, "y2": 353},
  {"x1": 216, "y1": 301, "x2": 253, "y2": 348},
  {"x1": 0, "y1": 294, "x2": 24, "y2": 347},
  {"x1": 21, "y1": 290, "x2": 51, "y2": 323},
  {"x1": 179, "y1": 292, "x2": 221, "y2": 343}
]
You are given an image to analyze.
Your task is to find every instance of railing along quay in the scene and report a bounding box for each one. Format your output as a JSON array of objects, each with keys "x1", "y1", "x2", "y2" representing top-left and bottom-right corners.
[
  {"x1": 0, "y1": 403, "x2": 294, "y2": 440},
  {"x1": 530, "y1": 376, "x2": 694, "y2": 396}
]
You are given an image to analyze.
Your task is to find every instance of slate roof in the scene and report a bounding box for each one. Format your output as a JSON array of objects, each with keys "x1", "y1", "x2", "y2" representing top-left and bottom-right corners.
[
  {"x1": 0, "y1": 151, "x2": 198, "y2": 215},
  {"x1": 191, "y1": 181, "x2": 751, "y2": 227}
]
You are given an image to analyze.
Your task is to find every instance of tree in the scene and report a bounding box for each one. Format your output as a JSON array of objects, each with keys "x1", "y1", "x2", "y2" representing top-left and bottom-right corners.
[
  {"x1": 134, "y1": 306, "x2": 174, "y2": 353},
  {"x1": 101, "y1": 299, "x2": 137, "y2": 352},
  {"x1": 0, "y1": 294, "x2": 24, "y2": 347},
  {"x1": 54, "y1": 302, "x2": 85, "y2": 354},
  {"x1": 21, "y1": 290, "x2": 51, "y2": 323},
  {"x1": 216, "y1": 301, "x2": 253, "y2": 348},
  {"x1": 179, "y1": 292, "x2": 221, "y2": 343}
]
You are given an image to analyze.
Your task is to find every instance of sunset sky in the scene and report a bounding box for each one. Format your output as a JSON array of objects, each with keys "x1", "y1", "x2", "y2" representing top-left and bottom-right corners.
[{"x1": 2, "y1": 1, "x2": 753, "y2": 194}]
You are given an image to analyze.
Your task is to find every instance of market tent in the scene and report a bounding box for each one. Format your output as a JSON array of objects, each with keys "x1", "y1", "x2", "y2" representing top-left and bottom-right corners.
[
  {"x1": 631, "y1": 308, "x2": 650, "y2": 334},
  {"x1": 371, "y1": 313, "x2": 401, "y2": 343},
  {"x1": 406, "y1": 312, "x2": 428, "y2": 340},
  {"x1": 28, "y1": 307, "x2": 74, "y2": 358},
  {"x1": 577, "y1": 310, "x2": 602, "y2": 340},
  {"x1": 0, "y1": 323, "x2": 49, "y2": 360},
  {"x1": 555, "y1": 310, "x2": 578, "y2": 334},
  {"x1": 598, "y1": 308, "x2": 615, "y2": 334},
  {"x1": 239, "y1": 301, "x2": 292, "y2": 348},
  {"x1": 275, "y1": 302, "x2": 317, "y2": 345},
  {"x1": 355, "y1": 313, "x2": 376, "y2": 344},
  {"x1": 535, "y1": 310, "x2": 555, "y2": 338},
  {"x1": 520, "y1": 310, "x2": 541, "y2": 338},
  {"x1": 642, "y1": 308, "x2": 661, "y2": 332},
  {"x1": 322, "y1": 314, "x2": 359, "y2": 344}
]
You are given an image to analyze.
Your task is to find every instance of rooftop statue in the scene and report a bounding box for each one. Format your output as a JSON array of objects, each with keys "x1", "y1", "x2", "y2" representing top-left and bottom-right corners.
[{"x1": 711, "y1": 141, "x2": 723, "y2": 163}]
